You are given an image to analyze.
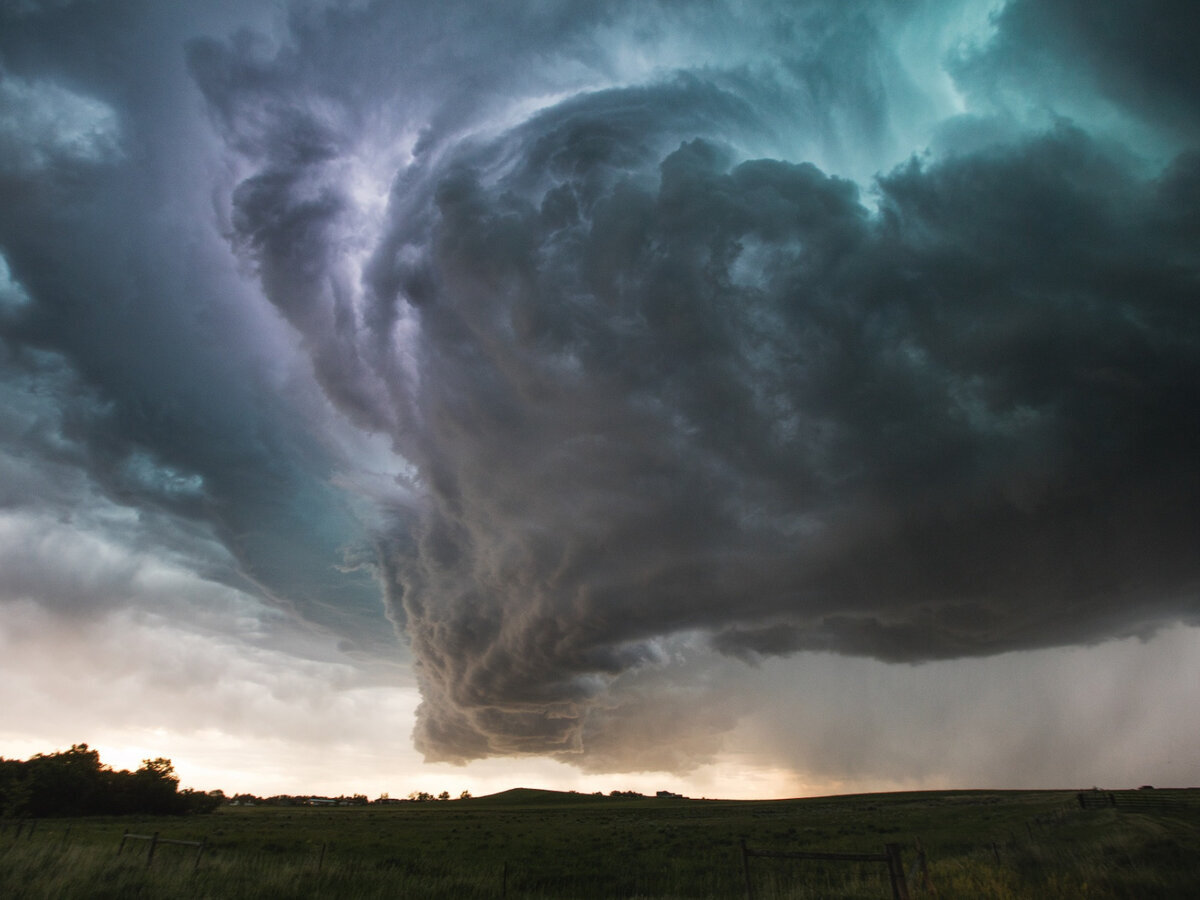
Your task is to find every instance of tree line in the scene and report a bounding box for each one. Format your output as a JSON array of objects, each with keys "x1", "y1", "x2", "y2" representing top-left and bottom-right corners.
[
  {"x1": 0, "y1": 744, "x2": 222, "y2": 818},
  {"x1": 228, "y1": 790, "x2": 473, "y2": 806},
  {"x1": 1, "y1": 744, "x2": 660, "y2": 819}
]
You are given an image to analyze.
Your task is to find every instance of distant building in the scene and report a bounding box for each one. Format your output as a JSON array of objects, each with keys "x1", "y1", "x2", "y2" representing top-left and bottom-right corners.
[{"x1": 656, "y1": 790, "x2": 685, "y2": 799}]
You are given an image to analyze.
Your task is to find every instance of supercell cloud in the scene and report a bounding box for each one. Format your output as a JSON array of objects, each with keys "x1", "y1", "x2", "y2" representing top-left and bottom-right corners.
[{"x1": 3, "y1": 0, "x2": 1199, "y2": 773}]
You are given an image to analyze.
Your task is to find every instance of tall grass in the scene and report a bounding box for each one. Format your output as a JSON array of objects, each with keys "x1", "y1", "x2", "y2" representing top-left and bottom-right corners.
[
  {"x1": 3, "y1": 790, "x2": 1198, "y2": 898},
  {"x1": 0, "y1": 839, "x2": 511, "y2": 900}
]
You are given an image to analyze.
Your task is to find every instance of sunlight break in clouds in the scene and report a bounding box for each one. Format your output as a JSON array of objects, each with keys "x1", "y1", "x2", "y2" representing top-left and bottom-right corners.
[{"x1": 1, "y1": 0, "x2": 1198, "y2": 797}]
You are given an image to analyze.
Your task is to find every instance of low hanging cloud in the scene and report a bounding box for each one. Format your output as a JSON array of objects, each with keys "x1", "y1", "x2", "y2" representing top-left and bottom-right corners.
[
  {"x1": 185, "y1": 0, "x2": 1200, "y2": 767},
  {"x1": 384, "y1": 122, "x2": 1200, "y2": 762}
]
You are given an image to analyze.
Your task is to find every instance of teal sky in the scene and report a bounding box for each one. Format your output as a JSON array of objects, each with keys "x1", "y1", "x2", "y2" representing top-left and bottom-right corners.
[{"x1": 1, "y1": 0, "x2": 1197, "y2": 798}]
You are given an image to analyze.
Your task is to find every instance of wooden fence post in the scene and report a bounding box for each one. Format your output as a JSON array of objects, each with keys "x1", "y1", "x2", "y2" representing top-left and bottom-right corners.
[
  {"x1": 317, "y1": 841, "x2": 327, "y2": 872},
  {"x1": 741, "y1": 840, "x2": 755, "y2": 900},
  {"x1": 146, "y1": 832, "x2": 160, "y2": 867},
  {"x1": 884, "y1": 843, "x2": 910, "y2": 900},
  {"x1": 502, "y1": 860, "x2": 508, "y2": 899},
  {"x1": 913, "y1": 838, "x2": 936, "y2": 898},
  {"x1": 194, "y1": 837, "x2": 206, "y2": 872}
]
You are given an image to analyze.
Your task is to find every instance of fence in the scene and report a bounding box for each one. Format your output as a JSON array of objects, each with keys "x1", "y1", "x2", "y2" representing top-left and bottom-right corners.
[
  {"x1": 2, "y1": 819, "x2": 37, "y2": 840},
  {"x1": 119, "y1": 831, "x2": 207, "y2": 870},
  {"x1": 740, "y1": 839, "x2": 916, "y2": 900},
  {"x1": 1077, "y1": 790, "x2": 1200, "y2": 812}
]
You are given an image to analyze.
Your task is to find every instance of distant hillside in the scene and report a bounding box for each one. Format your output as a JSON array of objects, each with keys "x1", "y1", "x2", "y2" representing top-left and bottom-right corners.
[
  {"x1": 468, "y1": 787, "x2": 681, "y2": 806},
  {"x1": 469, "y1": 787, "x2": 601, "y2": 805}
]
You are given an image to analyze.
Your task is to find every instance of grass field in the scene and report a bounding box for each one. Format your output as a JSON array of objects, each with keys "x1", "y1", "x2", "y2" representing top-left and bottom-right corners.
[{"x1": 3, "y1": 788, "x2": 1198, "y2": 898}]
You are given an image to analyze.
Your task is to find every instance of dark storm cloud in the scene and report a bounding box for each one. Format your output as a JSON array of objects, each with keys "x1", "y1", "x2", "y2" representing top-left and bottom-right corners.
[
  {"x1": 180, "y1": 0, "x2": 1200, "y2": 764},
  {"x1": 953, "y1": 0, "x2": 1200, "y2": 138},
  {"x1": 378, "y1": 117, "x2": 1199, "y2": 761}
]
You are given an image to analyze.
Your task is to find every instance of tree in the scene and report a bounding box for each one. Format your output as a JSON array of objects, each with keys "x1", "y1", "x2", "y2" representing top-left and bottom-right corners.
[
  {"x1": 459, "y1": 790, "x2": 472, "y2": 800},
  {"x1": 0, "y1": 745, "x2": 209, "y2": 817},
  {"x1": 128, "y1": 757, "x2": 184, "y2": 814},
  {"x1": 178, "y1": 788, "x2": 223, "y2": 813},
  {"x1": 25, "y1": 744, "x2": 105, "y2": 816},
  {"x1": 138, "y1": 758, "x2": 178, "y2": 781},
  {"x1": 0, "y1": 757, "x2": 32, "y2": 818}
]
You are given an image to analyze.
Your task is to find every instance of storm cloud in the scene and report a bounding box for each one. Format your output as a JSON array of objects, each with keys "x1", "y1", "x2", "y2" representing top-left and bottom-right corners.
[
  {"x1": 391, "y1": 122, "x2": 1199, "y2": 762},
  {"x1": 177, "y1": 0, "x2": 1200, "y2": 764},
  {"x1": 3, "y1": 0, "x2": 1198, "y2": 777}
]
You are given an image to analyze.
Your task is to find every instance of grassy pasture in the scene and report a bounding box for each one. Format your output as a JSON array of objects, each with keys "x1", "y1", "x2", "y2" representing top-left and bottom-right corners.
[{"x1": 2, "y1": 788, "x2": 1198, "y2": 898}]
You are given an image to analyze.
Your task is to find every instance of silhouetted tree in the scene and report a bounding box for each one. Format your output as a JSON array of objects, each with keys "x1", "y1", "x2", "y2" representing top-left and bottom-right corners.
[{"x1": 0, "y1": 744, "x2": 215, "y2": 818}]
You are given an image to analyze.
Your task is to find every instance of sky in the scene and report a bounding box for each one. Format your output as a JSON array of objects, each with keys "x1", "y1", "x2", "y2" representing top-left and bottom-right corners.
[{"x1": 1, "y1": 0, "x2": 1197, "y2": 800}]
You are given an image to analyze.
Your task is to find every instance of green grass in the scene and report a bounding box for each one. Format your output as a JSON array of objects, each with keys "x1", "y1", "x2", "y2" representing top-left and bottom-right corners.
[{"x1": 2, "y1": 789, "x2": 1198, "y2": 898}]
